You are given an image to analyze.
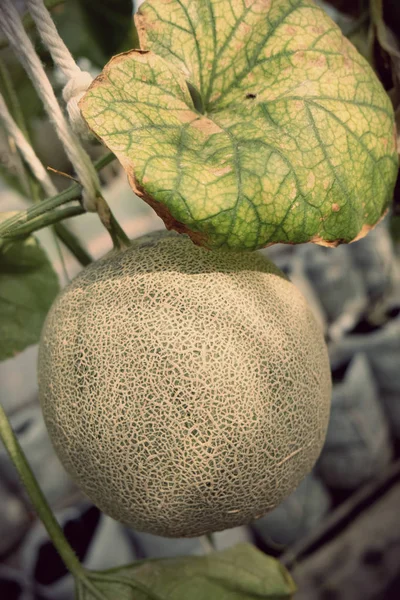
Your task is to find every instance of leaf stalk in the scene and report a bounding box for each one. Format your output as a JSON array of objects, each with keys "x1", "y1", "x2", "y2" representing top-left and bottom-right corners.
[
  {"x1": 0, "y1": 402, "x2": 84, "y2": 578},
  {"x1": 0, "y1": 152, "x2": 116, "y2": 240}
]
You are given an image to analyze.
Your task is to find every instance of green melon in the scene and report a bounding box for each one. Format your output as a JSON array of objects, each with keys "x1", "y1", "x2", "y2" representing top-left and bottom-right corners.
[{"x1": 38, "y1": 230, "x2": 331, "y2": 537}]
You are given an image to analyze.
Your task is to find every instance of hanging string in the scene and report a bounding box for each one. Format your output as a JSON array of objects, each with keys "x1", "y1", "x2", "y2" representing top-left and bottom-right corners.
[
  {"x1": 25, "y1": 0, "x2": 93, "y2": 138},
  {"x1": 0, "y1": 90, "x2": 70, "y2": 283},
  {"x1": 0, "y1": 92, "x2": 57, "y2": 197},
  {"x1": 0, "y1": 0, "x2": 99, "y2": 212}
]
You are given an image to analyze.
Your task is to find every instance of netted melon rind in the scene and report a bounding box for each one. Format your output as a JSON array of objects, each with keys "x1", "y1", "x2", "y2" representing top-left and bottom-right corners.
[{"x1": 38, "y1": 230, "x2": 331, "y2": 537}]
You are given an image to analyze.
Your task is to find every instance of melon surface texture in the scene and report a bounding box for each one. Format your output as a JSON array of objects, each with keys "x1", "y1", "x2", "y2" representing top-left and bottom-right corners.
[{"x1": 38, "y1": 231, "x2": 331, "y2": 537}]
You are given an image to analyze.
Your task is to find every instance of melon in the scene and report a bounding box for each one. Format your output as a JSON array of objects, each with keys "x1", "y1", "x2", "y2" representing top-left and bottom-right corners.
[{"x1": 38, "y1": 230, "x2": 331, "y2": 537}]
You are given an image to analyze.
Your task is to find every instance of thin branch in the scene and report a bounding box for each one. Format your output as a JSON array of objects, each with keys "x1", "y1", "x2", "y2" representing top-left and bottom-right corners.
[
  {"x1": 0, "y1": 400, "x2": 114, "y2": 600},
  {"x1": 0, "y1": 152, "x2": 116, "y2": 238},
  {"x1": 1, "y1": 205, "x2": 85, "y2": 241},
  {"x1": 96, "y1": 194, "x2": 131, "y2": 250},
  {"x1": 53, "y1": 222, "x2": 92, "y2": 266},
  {"x1": 0, "y1": 55, "x2": 93, "y2": 268},
  {"x1": 0, "y1": 402, "x2": 84, "y2": 578}
]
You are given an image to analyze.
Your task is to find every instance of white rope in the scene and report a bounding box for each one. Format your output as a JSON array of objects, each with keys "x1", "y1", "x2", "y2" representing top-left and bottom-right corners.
[
  {"x1": 27, "y1": 0, "x2": 80, "y2": 80},
  {"x1": 0, "y1": 94, "x2": 70, "y2": 283},
  {"x1": 62, "y1": 71, "x2": 94, "y2": 137},
  {"x1": 0, "y1": 0, "x2": 99, "y2": 211},
  {"x1": 25, "y1": 0, "x2": 93, "y2": 138},
  {"x1": 0, "y1": 92, "x2": 57, "y2": 197}
]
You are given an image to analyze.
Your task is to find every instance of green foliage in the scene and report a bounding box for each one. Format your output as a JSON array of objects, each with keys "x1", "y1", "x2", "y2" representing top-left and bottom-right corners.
[
  {"x1": 0, "y1": 216, "x2": 59, "y2": 361},
  {"x1": 76, "y1": 544, "x2": 296, "y2": 600},
  {"x1": 81, "y1": 0, "x2": 398, "y2": 251}
]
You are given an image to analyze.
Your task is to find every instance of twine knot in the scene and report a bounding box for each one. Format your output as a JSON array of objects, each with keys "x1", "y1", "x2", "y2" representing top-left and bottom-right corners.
[{"x1": 62, "y1": 70, "x2": 93, "y2": 137}]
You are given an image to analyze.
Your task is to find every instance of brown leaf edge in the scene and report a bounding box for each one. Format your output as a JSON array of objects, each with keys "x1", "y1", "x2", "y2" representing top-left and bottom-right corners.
[
  {"x1": 310, "y1": 209, "x2": 389, "y2": 248},
  {"x1": 132, "y1": 1, "x2": 392, "y2": 250},
  {"x1": 79, "y1": 49, "x2": 209, "y2": 249},
  {"x1": 79, "y1": 50, "x2": 391, "y2": 251}
]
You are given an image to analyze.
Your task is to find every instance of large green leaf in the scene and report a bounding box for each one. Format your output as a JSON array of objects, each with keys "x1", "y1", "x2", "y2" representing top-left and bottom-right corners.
[
  {"x1": 0, "y1": 217, "x2": 59, "y2": 361},
  {"x1": 80, "y1": 0, "x2": 398, "y2": 250},
  {"x1": 76, "y1": 544, "x2": 296, "y2": 599}
]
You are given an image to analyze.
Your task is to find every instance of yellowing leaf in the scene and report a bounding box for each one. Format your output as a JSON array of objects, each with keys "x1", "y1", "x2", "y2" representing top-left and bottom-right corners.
[{"x1": 80, "y1": 0, "x2": 398, "y2": 250}]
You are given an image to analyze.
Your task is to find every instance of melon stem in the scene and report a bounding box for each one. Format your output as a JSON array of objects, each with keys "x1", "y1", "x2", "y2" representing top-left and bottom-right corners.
[
  {"x1": 199, "y1": 534, "x2": 216, "y2": 553},
  {"x1": 95, "y1": 193, "x2": 131, "y2": 251}
]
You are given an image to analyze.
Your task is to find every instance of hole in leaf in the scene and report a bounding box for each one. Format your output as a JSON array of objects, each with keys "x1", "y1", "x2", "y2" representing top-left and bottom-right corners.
[{"x1": 245, "y1": 93, "x2": 257, "y2": 99}]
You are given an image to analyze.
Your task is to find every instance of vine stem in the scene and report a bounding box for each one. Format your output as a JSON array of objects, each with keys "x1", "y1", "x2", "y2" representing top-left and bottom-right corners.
[
  {"x1": 199, "y1": 534, "x2": 215, "y2": 554},
  {"x1": 0, "y1": 54, "x2": 70, "y2": 279},
  {"x1": 96, "y1": 193, "x2": 131, "y2": 250},
  {"x1": 1, "y1": 205, "x2": 85, "y2": 244},
  {"x1": 0, "y1": 402, "x2": 84, "y2": 578},
  {"x1": 0, "y1": 152, "x2": 116, "y2": 239},
  {"x1": 54, "y1": 221, "x2": 92, "y2": 266},
  {"x1": 0, "y1": 152, "x2": 130, "y2": 253},
  {"x1": 0, "y1": 55, "x2": 92, "y2": 268},
  {"x1": 0, "y1": 402, "x2": 112, "y2": 599}
]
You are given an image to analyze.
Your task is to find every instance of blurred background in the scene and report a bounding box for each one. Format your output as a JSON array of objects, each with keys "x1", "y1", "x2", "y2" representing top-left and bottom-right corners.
[{"x1": 1, "y1": 1, "x2": 400, "y2": 599}]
